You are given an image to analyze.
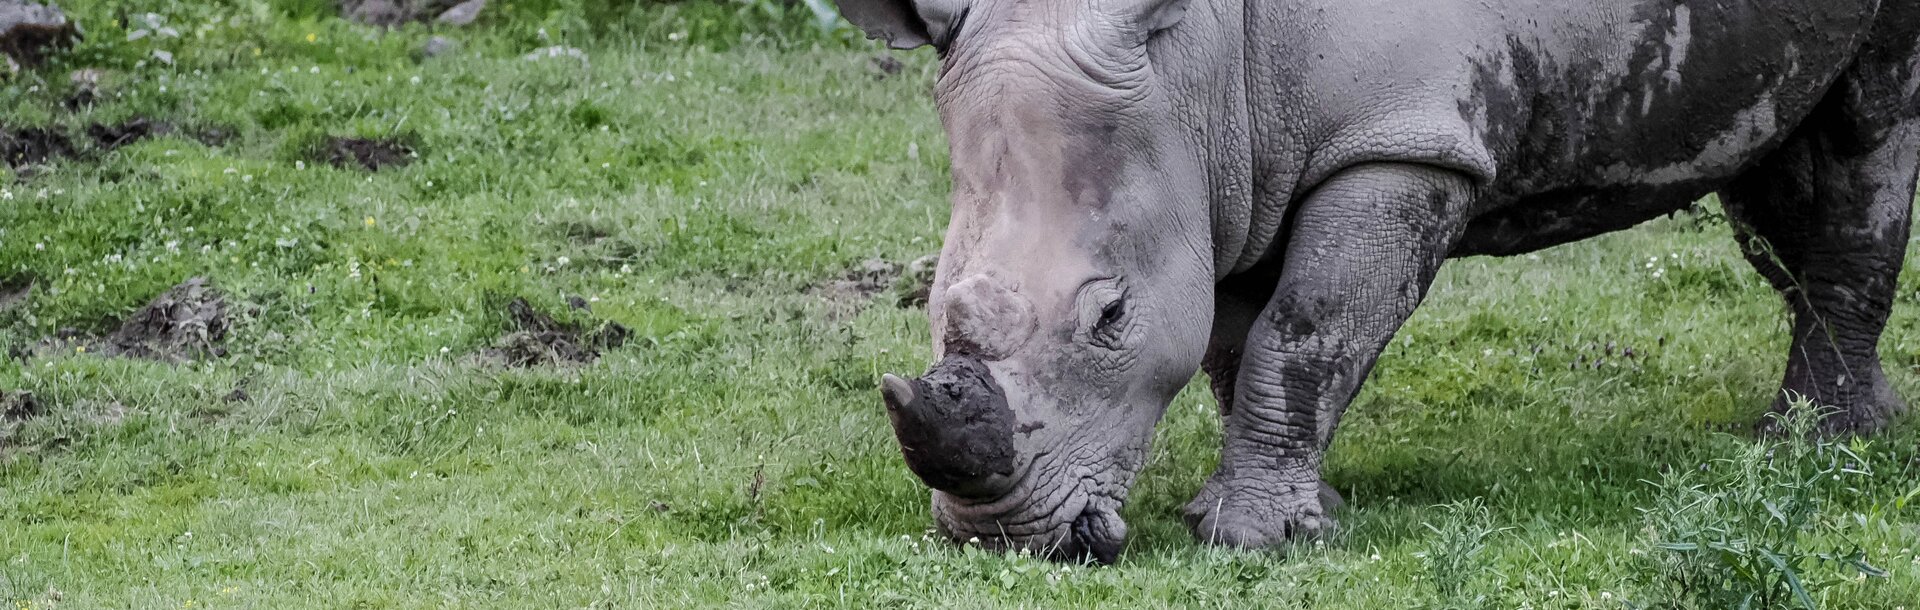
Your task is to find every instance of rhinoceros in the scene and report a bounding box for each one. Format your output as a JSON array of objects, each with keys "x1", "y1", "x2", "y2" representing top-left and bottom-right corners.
[{"x1": 837, "y1": 0, "x2": 1920, "y2": 562}]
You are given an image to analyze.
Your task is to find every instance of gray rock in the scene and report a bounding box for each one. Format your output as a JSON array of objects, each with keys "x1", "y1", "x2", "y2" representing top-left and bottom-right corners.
[
  {"x1": 418, "y1": 35, "x2": 458, "y2": 59},
  {"x1": 0, "y1": 0, "x2": 78, "y2": 68},
  {"x1": 338, "y1": 0, "x2": 464, "y2": 27},
  {"x1": 434, "y1": 0, "x2": 485, "y2": 26}
]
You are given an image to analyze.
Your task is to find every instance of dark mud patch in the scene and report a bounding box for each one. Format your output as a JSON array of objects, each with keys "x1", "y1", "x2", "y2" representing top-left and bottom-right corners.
[
  {"x1": 0, "y1": 119, "x2": 206, "y2": 171},
  {"x1": 478, "y1": 297, "x2": 630, "y2": 367},
  {"x1": 1, "y1": 126, "x2": 73, "y2": 169},
  {"x1": 99, "y1": 277, "x2": 229, "y2": 362},
  {"x1": 86, "y1": 118, "x2": 168, "y2": 151},
  {"x1": 320, "y1": 136, "x2": 413, "y2": 171}
]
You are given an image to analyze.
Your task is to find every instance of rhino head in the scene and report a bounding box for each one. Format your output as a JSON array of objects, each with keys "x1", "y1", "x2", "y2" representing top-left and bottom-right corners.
[{"x1": 840, "y1": 0, "x2": 1218, "y2": 563}]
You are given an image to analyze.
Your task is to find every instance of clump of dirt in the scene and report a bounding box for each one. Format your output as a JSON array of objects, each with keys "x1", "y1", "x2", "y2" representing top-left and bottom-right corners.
[
  {"x1": 479, "y1": 297, "x2": 630, "y2": 367},
  {"x1": 100, "y1": 277, "x2": 229, "y2": 362},
  {"x1": 320, "y1": 136, "x2": 413, "y2": 171},
  {"x1": 869, "y1": 54, "x2": 905, "y2": 79},
  {"x1": 897, "y1": 254, "x2": 938, "y2": 308},
  {"x1": 1, "y1": 391, "x2": 40, "y2": 422},
  {"x1": 1, "y1": 125, "x2": 72, "y2": 169}
]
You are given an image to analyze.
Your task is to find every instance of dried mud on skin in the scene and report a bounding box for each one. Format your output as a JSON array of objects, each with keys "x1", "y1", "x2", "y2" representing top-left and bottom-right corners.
[
  {"x1": 320, "y1": 136, "x2": 413, "y2": 171},
  {"x1": 479, "y1": 297, "x2": 630, "y2": 367},
  {"x1": 98, "y1": 277, "x2": 230, "y2": 363}
]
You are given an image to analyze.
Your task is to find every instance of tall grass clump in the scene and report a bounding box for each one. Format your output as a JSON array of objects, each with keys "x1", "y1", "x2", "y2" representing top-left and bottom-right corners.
[
  {"x1": 1420, "y1": 498, "x2": 1508, "y2": 608},
  {"x1": 1630, "y1": 397, "x2": 1897, "y2": 609}
]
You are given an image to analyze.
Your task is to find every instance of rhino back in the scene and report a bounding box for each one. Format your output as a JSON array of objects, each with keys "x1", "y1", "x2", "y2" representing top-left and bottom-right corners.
[{"x1": 1238, "y1": 0, "x2": 1884, "y2": 257}]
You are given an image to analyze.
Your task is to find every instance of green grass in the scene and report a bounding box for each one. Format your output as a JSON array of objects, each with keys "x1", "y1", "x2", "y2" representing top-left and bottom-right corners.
[{"x1": 2, "y1": 2, "x2": 1918, "y2": 607}]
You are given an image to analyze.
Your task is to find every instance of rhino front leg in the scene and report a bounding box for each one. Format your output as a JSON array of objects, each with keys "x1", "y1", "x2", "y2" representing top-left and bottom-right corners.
[{"x1": 1185, "y1": 163, "x2": 1472, "y2": 549}]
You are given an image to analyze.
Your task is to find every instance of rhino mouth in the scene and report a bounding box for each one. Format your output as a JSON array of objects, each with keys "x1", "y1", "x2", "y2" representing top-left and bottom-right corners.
[{"x1": 930, "y1": 453, "x2": 1129, "y2": 564}]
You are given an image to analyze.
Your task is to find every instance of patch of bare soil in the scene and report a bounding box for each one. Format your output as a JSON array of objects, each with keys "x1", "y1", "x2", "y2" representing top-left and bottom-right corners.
[
  {"x1": 479, "y1": 297, "x2": 630, "y2": 367},
  {"x1": 1, "y1": 125, "x2": 72, "y2": 169},
  {"x1": 86, "y1": 117, "x2": 166, "y2": 151},
  {"x1": 320, "y1": 136, "x2": 413, "y2": 171},
  {"x1": 100, "y1": 277, "x2": 229, "y2": 362},
  {"x1": 810, "y1": 259, "x2": 902, "y2": 319}
]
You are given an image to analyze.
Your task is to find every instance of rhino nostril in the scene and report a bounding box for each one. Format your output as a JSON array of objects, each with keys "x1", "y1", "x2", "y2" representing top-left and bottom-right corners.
[{"x1": 1068, "y1": 509, "x2": 1122, "y2": 565}]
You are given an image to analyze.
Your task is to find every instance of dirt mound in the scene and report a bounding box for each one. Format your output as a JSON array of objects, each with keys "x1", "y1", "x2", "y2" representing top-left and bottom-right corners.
[
  {"x1": 101, "y1": 278, "x2": 229, "y2": 362},
  {"x1": 321, "y1": 136, "x2": 413, "y2": 171},
  {"x1": 479, "y1": 297, "x2": 630, "y2": 367},
  {"x1": 1, "y1": 126, "x2": 72, "y2": 168}
]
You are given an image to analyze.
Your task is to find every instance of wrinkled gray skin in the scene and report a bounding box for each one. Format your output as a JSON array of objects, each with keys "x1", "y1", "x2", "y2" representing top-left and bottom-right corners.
[{"x1": 842, "y1": 0, "x2": 1920, "y2": 561}]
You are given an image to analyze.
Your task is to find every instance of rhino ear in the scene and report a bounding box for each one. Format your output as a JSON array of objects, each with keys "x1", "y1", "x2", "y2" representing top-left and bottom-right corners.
[
  {"x1": 836, "y1": 0, "x2": 936, "y2": 50},
  {"x1": 1138, "y1": 0, "x2": 1190, "y2": 33}
]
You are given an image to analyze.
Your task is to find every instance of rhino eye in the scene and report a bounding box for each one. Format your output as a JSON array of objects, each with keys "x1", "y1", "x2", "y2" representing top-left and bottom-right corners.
[{"x1": 1097, "y1": 298, "x2": 1127, "y2": 328}]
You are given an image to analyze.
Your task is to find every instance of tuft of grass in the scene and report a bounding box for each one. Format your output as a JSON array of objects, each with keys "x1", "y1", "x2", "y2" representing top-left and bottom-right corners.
[
  {"x1": 1419, "y1": 498, "x2": 1509, "y2": 608},
  {"x1": 1632, "y1": 398, "x2": 1904, "y2": 609}
]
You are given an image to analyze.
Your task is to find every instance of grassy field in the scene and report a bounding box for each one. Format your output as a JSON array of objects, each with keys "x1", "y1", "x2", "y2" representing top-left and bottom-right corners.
[{"x1": 2, "y1": 2, "x2": 1918, "y2": 607}]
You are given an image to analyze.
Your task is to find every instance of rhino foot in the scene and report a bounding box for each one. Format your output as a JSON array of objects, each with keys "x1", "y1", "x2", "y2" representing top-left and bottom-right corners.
[{"x1": 1181, "y1": 476, "x2": 1338, "y2": 550}]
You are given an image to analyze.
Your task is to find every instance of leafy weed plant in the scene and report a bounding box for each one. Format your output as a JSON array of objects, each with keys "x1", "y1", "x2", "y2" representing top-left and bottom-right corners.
[{"x1": 1633, "y1": 398, "x2": 1895, "y2": 609}]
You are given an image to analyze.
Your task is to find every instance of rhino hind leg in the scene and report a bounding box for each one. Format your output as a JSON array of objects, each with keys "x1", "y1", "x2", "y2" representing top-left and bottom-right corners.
[{"x1": 1718, "y1": 52, "x2": 1920, "y2": 434}]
